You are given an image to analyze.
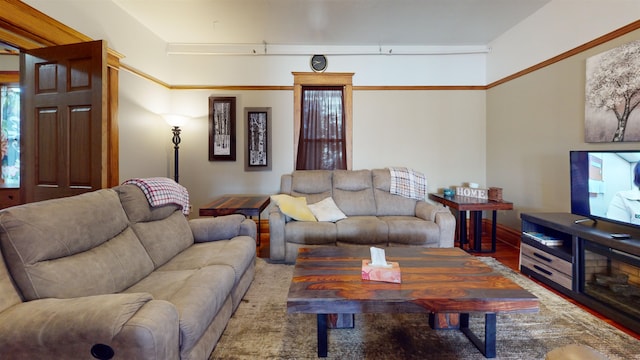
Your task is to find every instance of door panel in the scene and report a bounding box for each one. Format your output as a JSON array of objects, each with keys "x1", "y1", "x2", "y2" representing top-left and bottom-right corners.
[
  {"x1": 69, "y1": 107, "x2": 92, "y2": 187},
  {"x1": 21, "y1": 40, "x2": 107, "y2": 203},
  {"x1": 35, "y1": 108, "x2": 59, "y2": 185}
]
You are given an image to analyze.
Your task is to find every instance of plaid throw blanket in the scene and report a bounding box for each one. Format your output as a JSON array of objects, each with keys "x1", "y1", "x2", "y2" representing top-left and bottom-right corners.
[
  {"x1": 388, "y1": 167, "x2": 426, "y2": 201},
  {"x1": 122, "y1": 177, "x2": 190, "y2": 215}
]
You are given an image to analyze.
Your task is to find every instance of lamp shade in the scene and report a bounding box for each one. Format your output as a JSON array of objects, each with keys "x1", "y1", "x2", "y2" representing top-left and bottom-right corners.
[{"x1": 163, "y1": 114, "x2": 188, "y2": 127}]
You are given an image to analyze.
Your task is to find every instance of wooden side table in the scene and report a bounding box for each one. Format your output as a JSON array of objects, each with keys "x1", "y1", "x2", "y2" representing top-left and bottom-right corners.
[
  {"x1": 199, "y1": 195, "x2": 271, "y2": 246},
  {"x1": 428, "y1": 193, "x2": 513, "y2": 253}
]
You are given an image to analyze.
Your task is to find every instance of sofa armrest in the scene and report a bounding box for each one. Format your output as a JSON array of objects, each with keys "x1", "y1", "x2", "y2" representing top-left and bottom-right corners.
[
  {"x1": 189, "y1": 214, "x2": 256, "y2": 242},
  {"x1": 268, "y1": 206, "x2": 286, "y2": 262},
  {"x1": 0, "y1": 293, "x2": 180, "y2": 359},
  {"x1": 415, "y1": 201, "x2": 456, "y2": 248},
  {"x1": 433, "y1": 210, "x2": 456, "y2": 248},
  {"x1": 415, "y1": 201, "x2": 446, "y2": 222}
]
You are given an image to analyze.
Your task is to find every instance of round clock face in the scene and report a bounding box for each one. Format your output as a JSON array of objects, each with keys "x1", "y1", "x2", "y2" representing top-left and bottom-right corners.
[{"x1": 311, "y1": 55, "x2": 327, "y2": 72}]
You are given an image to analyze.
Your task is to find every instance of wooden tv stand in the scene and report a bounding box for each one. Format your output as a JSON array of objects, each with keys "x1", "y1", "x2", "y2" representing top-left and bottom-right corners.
[{"x1": 520, "y1": 212, "x2": 640, "y2": 334}]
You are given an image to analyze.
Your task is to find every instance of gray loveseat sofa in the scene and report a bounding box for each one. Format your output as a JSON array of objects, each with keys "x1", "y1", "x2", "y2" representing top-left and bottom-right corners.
[
  {"x1": 269, "y1": 169, "x2": 456, "y2": 263},
  {"x1": 0, "y1": 184, "x2": 256, "y2": 360}
]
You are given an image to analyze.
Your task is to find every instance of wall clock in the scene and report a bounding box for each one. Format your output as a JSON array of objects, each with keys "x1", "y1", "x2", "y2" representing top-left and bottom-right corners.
[{"x1": 310, "y1": 54, "x2": 327, "y2": 72}]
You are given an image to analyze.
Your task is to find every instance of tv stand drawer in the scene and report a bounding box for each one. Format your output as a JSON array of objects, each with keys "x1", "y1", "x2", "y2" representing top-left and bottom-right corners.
[
  {"x1": 521, "y1": 256, "x2": 573, "y2": 290},
  {"x1": 520, "y1": 243, "x2": 572, "y2": 276}
]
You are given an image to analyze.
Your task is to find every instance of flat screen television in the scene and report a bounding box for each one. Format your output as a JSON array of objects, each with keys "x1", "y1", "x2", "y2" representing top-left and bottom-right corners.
[{"x1": 570, "y1": 150, "x2": 640, "y2": 229}]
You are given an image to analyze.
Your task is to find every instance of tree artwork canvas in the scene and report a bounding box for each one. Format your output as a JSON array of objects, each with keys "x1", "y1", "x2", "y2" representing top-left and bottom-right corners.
[
  {"x1": 208, "y1": 97, "x2": 236, "y2": 161},
  {"x1": 585, "y1": 40, "x2": 640, "y2": 142},
  {"x1": 244, "y1": 107, "x2": 271, "y2": 171}
]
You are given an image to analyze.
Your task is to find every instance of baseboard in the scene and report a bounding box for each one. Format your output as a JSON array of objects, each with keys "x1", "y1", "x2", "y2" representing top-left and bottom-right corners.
[{"x1": 482, "y1": 219, "x2": 520, "y2": 249}]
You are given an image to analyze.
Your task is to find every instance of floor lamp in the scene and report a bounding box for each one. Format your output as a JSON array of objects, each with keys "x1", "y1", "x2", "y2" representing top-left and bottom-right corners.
[{"x1": 163, "y1": 114, "x2": 188, "y2": 183}]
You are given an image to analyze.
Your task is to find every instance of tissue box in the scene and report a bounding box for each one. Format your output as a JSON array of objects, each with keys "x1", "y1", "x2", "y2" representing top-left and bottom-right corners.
[{"x1": 361, "y1": 260, "x2": 401, "y2": 283}]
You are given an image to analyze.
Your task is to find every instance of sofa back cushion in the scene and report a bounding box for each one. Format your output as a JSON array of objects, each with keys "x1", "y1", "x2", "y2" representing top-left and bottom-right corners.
[
  {"x1": 0, "y1": 189, "x2": 154, "y2": 300},
  {"x1": 372, "y1": 169, "x2": 418, "y2": 216},
  {"x1": 289, "y1": 170, "x2": 333, "y2": 204},
  {"x1": 115, "y1": 184, "x2": 194, "y2": 268},
  {"x1": 332, "y1": 170, "x2": 376, "y2": 216}
]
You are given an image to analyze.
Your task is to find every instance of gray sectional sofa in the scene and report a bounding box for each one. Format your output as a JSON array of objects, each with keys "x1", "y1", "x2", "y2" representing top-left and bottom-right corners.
[
  {"x1": 269, "y1": 169, "x2": 456, "y2": 263},
  {"x1": 0, "y1": 184, "x2": 256, "y2": 360}
]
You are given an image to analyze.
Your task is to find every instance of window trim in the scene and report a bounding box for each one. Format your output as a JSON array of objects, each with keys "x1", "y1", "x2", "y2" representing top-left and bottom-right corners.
[{"x1": 292, "y1": 72, "x2": 353, "y2": 170}]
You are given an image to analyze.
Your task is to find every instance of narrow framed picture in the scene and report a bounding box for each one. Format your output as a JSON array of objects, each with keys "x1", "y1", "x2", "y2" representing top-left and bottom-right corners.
[
  {"x1": 209, "y1": 96, "x2": 236, "y2": 161},
  {"x1": 244, "y1": 107, "x2": 272, "y2": 171}
]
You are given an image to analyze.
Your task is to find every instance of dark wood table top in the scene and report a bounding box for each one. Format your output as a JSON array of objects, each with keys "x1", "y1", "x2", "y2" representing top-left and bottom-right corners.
[
  {"x1": 199, "y1": 194, "x2": 271, "y2": 217},
  {"x1": 287, "y1": 247, "x2": 538, "y2": 314},
  {"x1": 429, "y1": 193, "x2": 514, "y2": 211}
]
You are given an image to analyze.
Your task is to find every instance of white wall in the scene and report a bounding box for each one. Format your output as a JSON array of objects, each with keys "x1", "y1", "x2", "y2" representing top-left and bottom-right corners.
[
  {"x1": 486, "y1": 28, "x2": 640, "y2": 229},
  {"x1": 166, "y1": 53, "x2": 487, "y2": 86},
  {"x1": 487, "y1": 0, "x2": 640, "y2": 83},
  {"x1": 117, "y1": 71, "x2": 486, "y2": 211},
  {"x1": 18, "y1": 0, "x2": 640, "y2": 223},
  {"x1": 353, "y1": 90, "x2": 486, "y2": 189},
  {"x1": 118, "y1": 71, "x2": 172, "y2": 181},
  {"x1": 23, "y1": 0, "x2": 490, "y2": 214}
]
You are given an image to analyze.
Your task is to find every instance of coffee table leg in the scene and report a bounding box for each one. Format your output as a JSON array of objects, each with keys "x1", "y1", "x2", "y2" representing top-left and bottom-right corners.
[
  {"x1": 317, "y1": 314, "x2": 328, "y2": 357},
  {"x1": 460, "y1": 313, "x2": 497, "y2": 358}
]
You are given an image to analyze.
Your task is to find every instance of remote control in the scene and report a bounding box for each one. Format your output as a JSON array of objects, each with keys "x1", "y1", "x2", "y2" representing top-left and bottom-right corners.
[{"x1": 610, "y1": 233, "x2": 631, "y2": 239}]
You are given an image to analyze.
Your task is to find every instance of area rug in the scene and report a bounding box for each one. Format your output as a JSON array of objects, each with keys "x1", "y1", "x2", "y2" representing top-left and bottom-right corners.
[{"x1": 210, "y1": 257, "x2": 640, "y2": 360}]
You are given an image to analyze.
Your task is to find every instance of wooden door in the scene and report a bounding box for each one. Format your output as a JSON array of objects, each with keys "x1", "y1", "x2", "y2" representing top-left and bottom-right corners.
[{"x1": 20, "y1": 40, "x2": 107, "y2": 203}]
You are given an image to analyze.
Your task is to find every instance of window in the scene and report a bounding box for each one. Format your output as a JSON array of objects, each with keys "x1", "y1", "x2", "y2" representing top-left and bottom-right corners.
[
  {"x1": 293, "y1": 72, "x2": 353, "y2": 170},
  {"x1": 0, "y1": 85, "x2": 20, "y2": 186},
  {"x1": 296, "y1": 86, "x2": 346, "y2": 170}
]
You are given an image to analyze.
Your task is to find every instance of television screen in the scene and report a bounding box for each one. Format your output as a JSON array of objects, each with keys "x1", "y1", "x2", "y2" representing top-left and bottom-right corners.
[{"x1": 570, "y1": 150, "x2": 640, "y2": 228}]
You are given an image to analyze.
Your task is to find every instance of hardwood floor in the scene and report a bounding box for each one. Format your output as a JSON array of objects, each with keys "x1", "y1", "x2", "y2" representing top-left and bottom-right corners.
[{"x1": 254, "y1": 222, "x2": 640, "y2": 341}]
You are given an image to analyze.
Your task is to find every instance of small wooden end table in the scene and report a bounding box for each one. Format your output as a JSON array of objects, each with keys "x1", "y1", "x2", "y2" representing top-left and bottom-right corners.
[
  {"x1": 428, "y1": 193, "x2": 513, "y2": 253},
  {"x1": 199, "y1": 195, "x2": 270, "y2": 246}
]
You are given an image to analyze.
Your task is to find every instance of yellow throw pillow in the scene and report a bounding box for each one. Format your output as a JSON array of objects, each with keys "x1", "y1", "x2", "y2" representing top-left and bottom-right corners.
[{"x1": 270, "y1": 194, "x2": 317, "y2": 222}]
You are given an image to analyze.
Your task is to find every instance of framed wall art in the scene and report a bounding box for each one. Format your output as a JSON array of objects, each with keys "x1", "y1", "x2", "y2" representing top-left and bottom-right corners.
[
  {"x1": 244, "y1": 107, "x2": 271, "y2": 171},
  {"x1": 585, "y1": 39, "x2": 640, "y2": 142},
  {"x1": 209, "y1": 96, "x2": 236, "y2": 161}
]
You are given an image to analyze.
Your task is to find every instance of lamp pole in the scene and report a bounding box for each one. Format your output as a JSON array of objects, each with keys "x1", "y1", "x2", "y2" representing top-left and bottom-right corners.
[{"x1": 171, "y1": 126, "x2": 181, "y2": 183}]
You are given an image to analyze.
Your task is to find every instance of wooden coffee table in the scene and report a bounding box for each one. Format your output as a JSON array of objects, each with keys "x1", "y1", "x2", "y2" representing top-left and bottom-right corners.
[{"x1": 287, "y1": 247, "x2": 538, "y2": 358}]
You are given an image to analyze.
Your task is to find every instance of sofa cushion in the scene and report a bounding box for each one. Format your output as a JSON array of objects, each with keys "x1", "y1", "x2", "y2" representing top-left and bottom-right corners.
[
  {"x1": 115, "y1": 184, "x2": 195, "y2": 268},
  {"x1": 333, "y1": 170, "x2": 376, "y2": 216},
  {"x1": 116, "y1": 184, "x2": 182, "y2": 223},
  {"x1": 131, "y1": 211, "x2": 195, "y2": 268},
  {"x1": 308, "y1": 197, "x2": 347, "y2": 222},
  {"x1": 0, "y1": 189, "x2": 154, "y2": 300},
  {"x1": 270, "y1": 194, "x2": 317, "y2": 222},
  {"x1": 124, "y1": 265, "x2": 235, "y2": 355},
  {"x1": 285, "y1": 221, "x2": 336, "y2": 245},
  {"x1": 290, "y1": 170, "x2": 333, "y2": 204},
  {"x1": 372, "y1": 169, "x2": 418, "y2": 216},
  {"x1": 382, "y1": 216, "x2": 441, "y2": 246},
  {"x1": 158, "y1": 237, "x2": 256, "y2": 285},
  {"x1": 336, "y1": 216, "x2": 388, "y2": 245}
]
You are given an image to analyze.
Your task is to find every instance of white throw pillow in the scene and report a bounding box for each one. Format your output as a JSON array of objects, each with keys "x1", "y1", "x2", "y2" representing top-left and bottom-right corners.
[{"x1": 308, "y1": 197, "x2": 347, "y2": 222}]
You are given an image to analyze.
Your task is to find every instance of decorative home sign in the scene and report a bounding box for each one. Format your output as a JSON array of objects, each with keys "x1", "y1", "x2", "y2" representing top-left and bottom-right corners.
[
  {"x1": 209, "y1": 96, "x2": 236, "y2": 161},
  {"x1": 456, "y1": 186, "x2": 488, "y2": 199},
  {"x1": 244, "y1": 107, "x2": 272, "y2": 171},
  {"x1": 585, "y1": 39, "x2": 640, "y2": 142}
]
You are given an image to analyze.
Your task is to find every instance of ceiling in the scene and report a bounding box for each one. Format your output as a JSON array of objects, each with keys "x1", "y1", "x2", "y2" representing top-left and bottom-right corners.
[{"x1": 111, "y1": 0, "x2": 551, "y2": 50}]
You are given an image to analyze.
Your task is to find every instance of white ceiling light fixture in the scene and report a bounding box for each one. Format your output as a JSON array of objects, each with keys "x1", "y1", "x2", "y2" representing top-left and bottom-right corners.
[{"x1": 166, "y1": 43, "x2": 491, "y2": 56}]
